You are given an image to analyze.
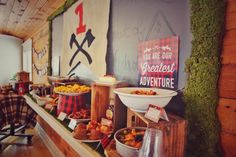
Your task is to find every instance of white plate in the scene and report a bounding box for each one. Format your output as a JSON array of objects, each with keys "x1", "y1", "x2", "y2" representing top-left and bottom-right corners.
[
  {"x1": 77, "y1": 134, "x2": 111, "y2": 143},
  {"x1": 94, "y1": 80, "x2": 122, "y2": 86},
  {"x1": 67, "y1": 116, "x2": 90, "y2": 123},
  {"x1": 78, "y1": 139, "x2": 101, "y2": 143}
]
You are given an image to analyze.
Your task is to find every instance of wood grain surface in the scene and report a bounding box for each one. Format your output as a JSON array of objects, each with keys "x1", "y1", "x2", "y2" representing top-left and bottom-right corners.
[
  {"x1": 0, "y1": 128, "x2": 53, "y2": 157},
  {"x1": 219, "y1": 65, "x2": 236, "y2": 99},
  {"x1": 37, "y1": 116, "x2": 81, "y2": 157},
  {"x1": 0, "y1": 0, "x2": 65, "y2": 40},
  {"x1": 127, "y1": 109, "x2": 187, "y2": 157},
  {"x1": 218, "y1": 0, "x2": 236, "y2": 156},
  {"x1": 218, "y1": 98, "x2": 236, "y2": 134}
]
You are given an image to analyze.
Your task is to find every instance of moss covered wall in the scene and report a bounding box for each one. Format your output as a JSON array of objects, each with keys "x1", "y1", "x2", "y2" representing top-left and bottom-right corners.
[{"x1": 184, "y1": 0, "x2": 225, "y2": 157}]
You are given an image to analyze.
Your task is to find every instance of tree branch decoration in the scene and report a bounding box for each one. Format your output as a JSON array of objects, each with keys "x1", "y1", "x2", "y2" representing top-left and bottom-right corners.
[
  {"x1": 33, "y1": 63, "x2": 48, "y2": 76},
  {"x1": 184, "y1": 0, "x2": 225, "y2": 157},
  {"x1": 33, "y1": 46, "x2": 47, "y2": 60}
]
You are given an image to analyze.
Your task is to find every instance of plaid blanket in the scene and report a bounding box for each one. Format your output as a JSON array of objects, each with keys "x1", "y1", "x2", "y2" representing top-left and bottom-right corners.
[{"x1": 0, "y1": 94, "x2": 37, "y2": 130}]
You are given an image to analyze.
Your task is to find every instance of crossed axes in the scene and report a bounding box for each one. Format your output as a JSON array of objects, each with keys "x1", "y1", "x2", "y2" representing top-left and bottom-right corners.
[{"x1": 68, "y1": 29, "x2": 95, "y2": 75}]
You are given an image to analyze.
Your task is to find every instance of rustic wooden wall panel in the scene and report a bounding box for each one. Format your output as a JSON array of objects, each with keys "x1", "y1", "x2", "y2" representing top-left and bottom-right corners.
[
  {"x1": 0, "y1": 0, "x2": 65, "y2": 40},
  {"x1": 221, "y1": 45, "x2": 236, "y2": 64},
  {"x1": 226, "y1": 11, "x2": 236, "y2": 30},
  {"x1": 219, "y1": 65, "x2": 236, "y2": 98},
  {"x1": 223, "y1": 30, "x2": 236, "y2": 46},
  {"x1": 218, "y1": 0, "x2": 236, "y2": 156},
  {"x1": 227, "y1": 0, "x2": 236, "y2": 12},
  {"x1": 217, "y1": 98, "x2": 236, "y2": 133},
  {"x1": 220, "y1": 131, "x2": 236, "y2": 157}
]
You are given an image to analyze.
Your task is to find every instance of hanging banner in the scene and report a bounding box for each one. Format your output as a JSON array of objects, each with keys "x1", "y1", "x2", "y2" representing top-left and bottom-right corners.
[
  {"x1": 138, "y1": 36, "x2": 179, "y2": 89},
  {"x1": 61, "y1": 0, "x2": 110, "y2": 80},
  {"x1": 32, "y1": 24, "x2": 49, "y2": 84}
]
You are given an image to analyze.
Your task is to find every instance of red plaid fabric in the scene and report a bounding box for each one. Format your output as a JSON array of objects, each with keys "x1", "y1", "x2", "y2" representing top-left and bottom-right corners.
[
  {"x1": 0, "y1": 94, "x2": 37, "y2": 130},
  {"x1": 101, "y1": 135, "x2": 111, "y2": 149},
  {"x1": 57, "y1": 95, "x2": 86, "y2": 115},
  {"x1": 138, "y1": 36, "x2": 179, "y2": 89}
]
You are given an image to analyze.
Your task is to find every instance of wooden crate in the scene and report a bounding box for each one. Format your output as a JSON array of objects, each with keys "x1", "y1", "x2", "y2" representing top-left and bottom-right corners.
[
  {"x1": 91, "y1": 82, "x2": 128, "y2": 131},
  {"x1": 127, "y1": 109, "x2": 187, "y2": 157},
  {"x1": 17, "y1": 71, "x2": 30, "y2": 82}
]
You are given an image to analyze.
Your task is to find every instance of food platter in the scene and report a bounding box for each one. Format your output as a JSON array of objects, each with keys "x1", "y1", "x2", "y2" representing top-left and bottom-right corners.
[
  {"x1": 55, "y1": 91, "x2": 89, "y2": 96},
  {"x1": 77, "y1": 138, "x2": 102, "y2": 143},
  {"x1": 68, "y1": 117, "x2": 90, "y2": 123},
  {"x1": 48, "y1": 76, "x2": 77, "y2": 82},
  {"x1": 73, "y1": 132, "x2": 111, "y2": 143},
  {"x1": 76, "y1": 134, "x2": 112, "y2": 143},
  {"x1": 73, "y1": 121, "x2": 113, "y2": 143},
  {"x1": 68, "y1": 109, "x2": 91, "y2": 123}
]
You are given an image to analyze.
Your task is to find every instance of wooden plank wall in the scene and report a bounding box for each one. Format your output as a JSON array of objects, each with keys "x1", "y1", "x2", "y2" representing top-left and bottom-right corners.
[
  {"x1": 218, "y1": 0, "x2": 236, "y2": 156},
  {"x1": 0, "y1": 0, "x2": 65, "y2": 40}
]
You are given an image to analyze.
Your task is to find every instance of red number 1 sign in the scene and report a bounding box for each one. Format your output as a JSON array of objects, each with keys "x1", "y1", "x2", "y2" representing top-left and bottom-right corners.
[{"x1": 75, "y1": 3, "x2": 86, "y2": 34}]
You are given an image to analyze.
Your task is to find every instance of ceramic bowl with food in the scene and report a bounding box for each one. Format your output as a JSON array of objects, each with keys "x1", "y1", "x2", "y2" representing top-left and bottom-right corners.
[
  {"x1": 34, "y1": 95, "x2": 52, "y2": 106},
  {"x1": 114, "y1": 127, "x2": 146, "y2": 157},
  {"x1": 114, "y1": 87, "x2": 177, "y2": 112}
]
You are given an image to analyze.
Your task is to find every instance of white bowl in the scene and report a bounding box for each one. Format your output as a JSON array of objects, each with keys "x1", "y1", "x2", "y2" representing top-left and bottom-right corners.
[
  {"x1": 114, "y1": 87, "x2": 177, "y2": 112},
  {"x1": 34, "y1": 95, "x2": 52, "y2": 106},
  {"x1": 114, "y1": 127, "x2": 146, "y2": 157}
]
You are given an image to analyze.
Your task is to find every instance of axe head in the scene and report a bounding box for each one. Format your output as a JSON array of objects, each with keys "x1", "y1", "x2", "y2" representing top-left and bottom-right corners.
[
  {"x1": 69, "y1": 33, "x2": 76, "y2": 49},
  {"x1": 86, "y1": 29, "x2": 95, "y2": 47}
]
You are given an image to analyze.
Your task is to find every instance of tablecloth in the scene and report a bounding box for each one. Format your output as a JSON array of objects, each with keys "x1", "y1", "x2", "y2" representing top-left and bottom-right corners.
[{"x1": 0, "y1": 93, "x2": 37, "y2": 130}]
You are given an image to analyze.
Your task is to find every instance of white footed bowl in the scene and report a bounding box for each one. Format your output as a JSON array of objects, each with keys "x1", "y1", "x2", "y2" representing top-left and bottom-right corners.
[{"x1": 114, "y1": 87, "x2": 177, "y2": 113}]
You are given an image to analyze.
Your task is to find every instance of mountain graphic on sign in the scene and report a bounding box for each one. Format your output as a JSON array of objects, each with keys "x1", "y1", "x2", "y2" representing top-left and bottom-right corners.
[{"x1": 145, "y1": 10, "x2": 176, "y2": 41}]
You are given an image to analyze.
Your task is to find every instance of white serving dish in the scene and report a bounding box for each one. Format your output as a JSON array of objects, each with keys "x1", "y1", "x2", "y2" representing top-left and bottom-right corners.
[
  {"x1": 114, "y1": 127, "x2": 146, "y2": 157},
  {"x1": 34, "y1": 94, "x2": 52, "y2": 106},
  {"x1": 114, "y1": 87, "x2": 177, "y2": 112}
]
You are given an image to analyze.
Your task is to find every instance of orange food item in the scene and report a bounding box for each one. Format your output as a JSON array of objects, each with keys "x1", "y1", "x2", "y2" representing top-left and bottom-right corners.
[
  {"x1": 130, "y1": 90, "x2": 157, "y2": 95},
  {"x1": 69, "y1": 109, "x2": 90, "y2": 119},
  {"x1": 73, "y1": 123, "x2": 88, "y2": 140},
  {"x1": 89, "y1": 129, "x2": 102, "y2": 140},
  {"x1": 117, "y1": 128, "x2": 145, "y2": 149},
  {"x1": 73, "y1": 120, "x2": 113, "y2": 141},
  {"x1": 99, "y1": 125, "x2": 113, "y2": 135},
  {"x1": 87, "y1": 120, "x2": 99, "y2": 131}
]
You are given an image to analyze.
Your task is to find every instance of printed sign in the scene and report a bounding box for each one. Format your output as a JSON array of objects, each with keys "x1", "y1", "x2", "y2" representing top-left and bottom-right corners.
[
  {"x1": 57, "y1": 112, "x2": 67, "y2": 121},
  {"x1": 68, "y1": 119, "x2": 77, "y2": 130},
  {"x1": 138, "y1": 36, "x2": 179, "y2": 89},
  {"x1": 145, "y1": 104, "x2": 169, "y2": 123},
  {"x1": 62, "y1": 0, "x2": 110, "y2": 80}
]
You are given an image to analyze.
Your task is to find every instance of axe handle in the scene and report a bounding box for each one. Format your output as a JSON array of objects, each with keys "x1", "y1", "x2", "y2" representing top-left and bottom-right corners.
[
  {"x1": 68, "y1": 61, "x2": 81, "y2": 76},
  {"x1": 69, "y1": 48, "x2": 92, "y2": 66}
]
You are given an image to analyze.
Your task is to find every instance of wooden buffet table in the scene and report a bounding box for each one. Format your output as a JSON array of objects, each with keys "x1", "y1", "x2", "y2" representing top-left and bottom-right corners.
[
  {"x1": 24, "y1": 94, "x2": 187, "y2": 157},
  {"x1": 23, "y1": 95, "x2": 102, "y2": 157}
]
